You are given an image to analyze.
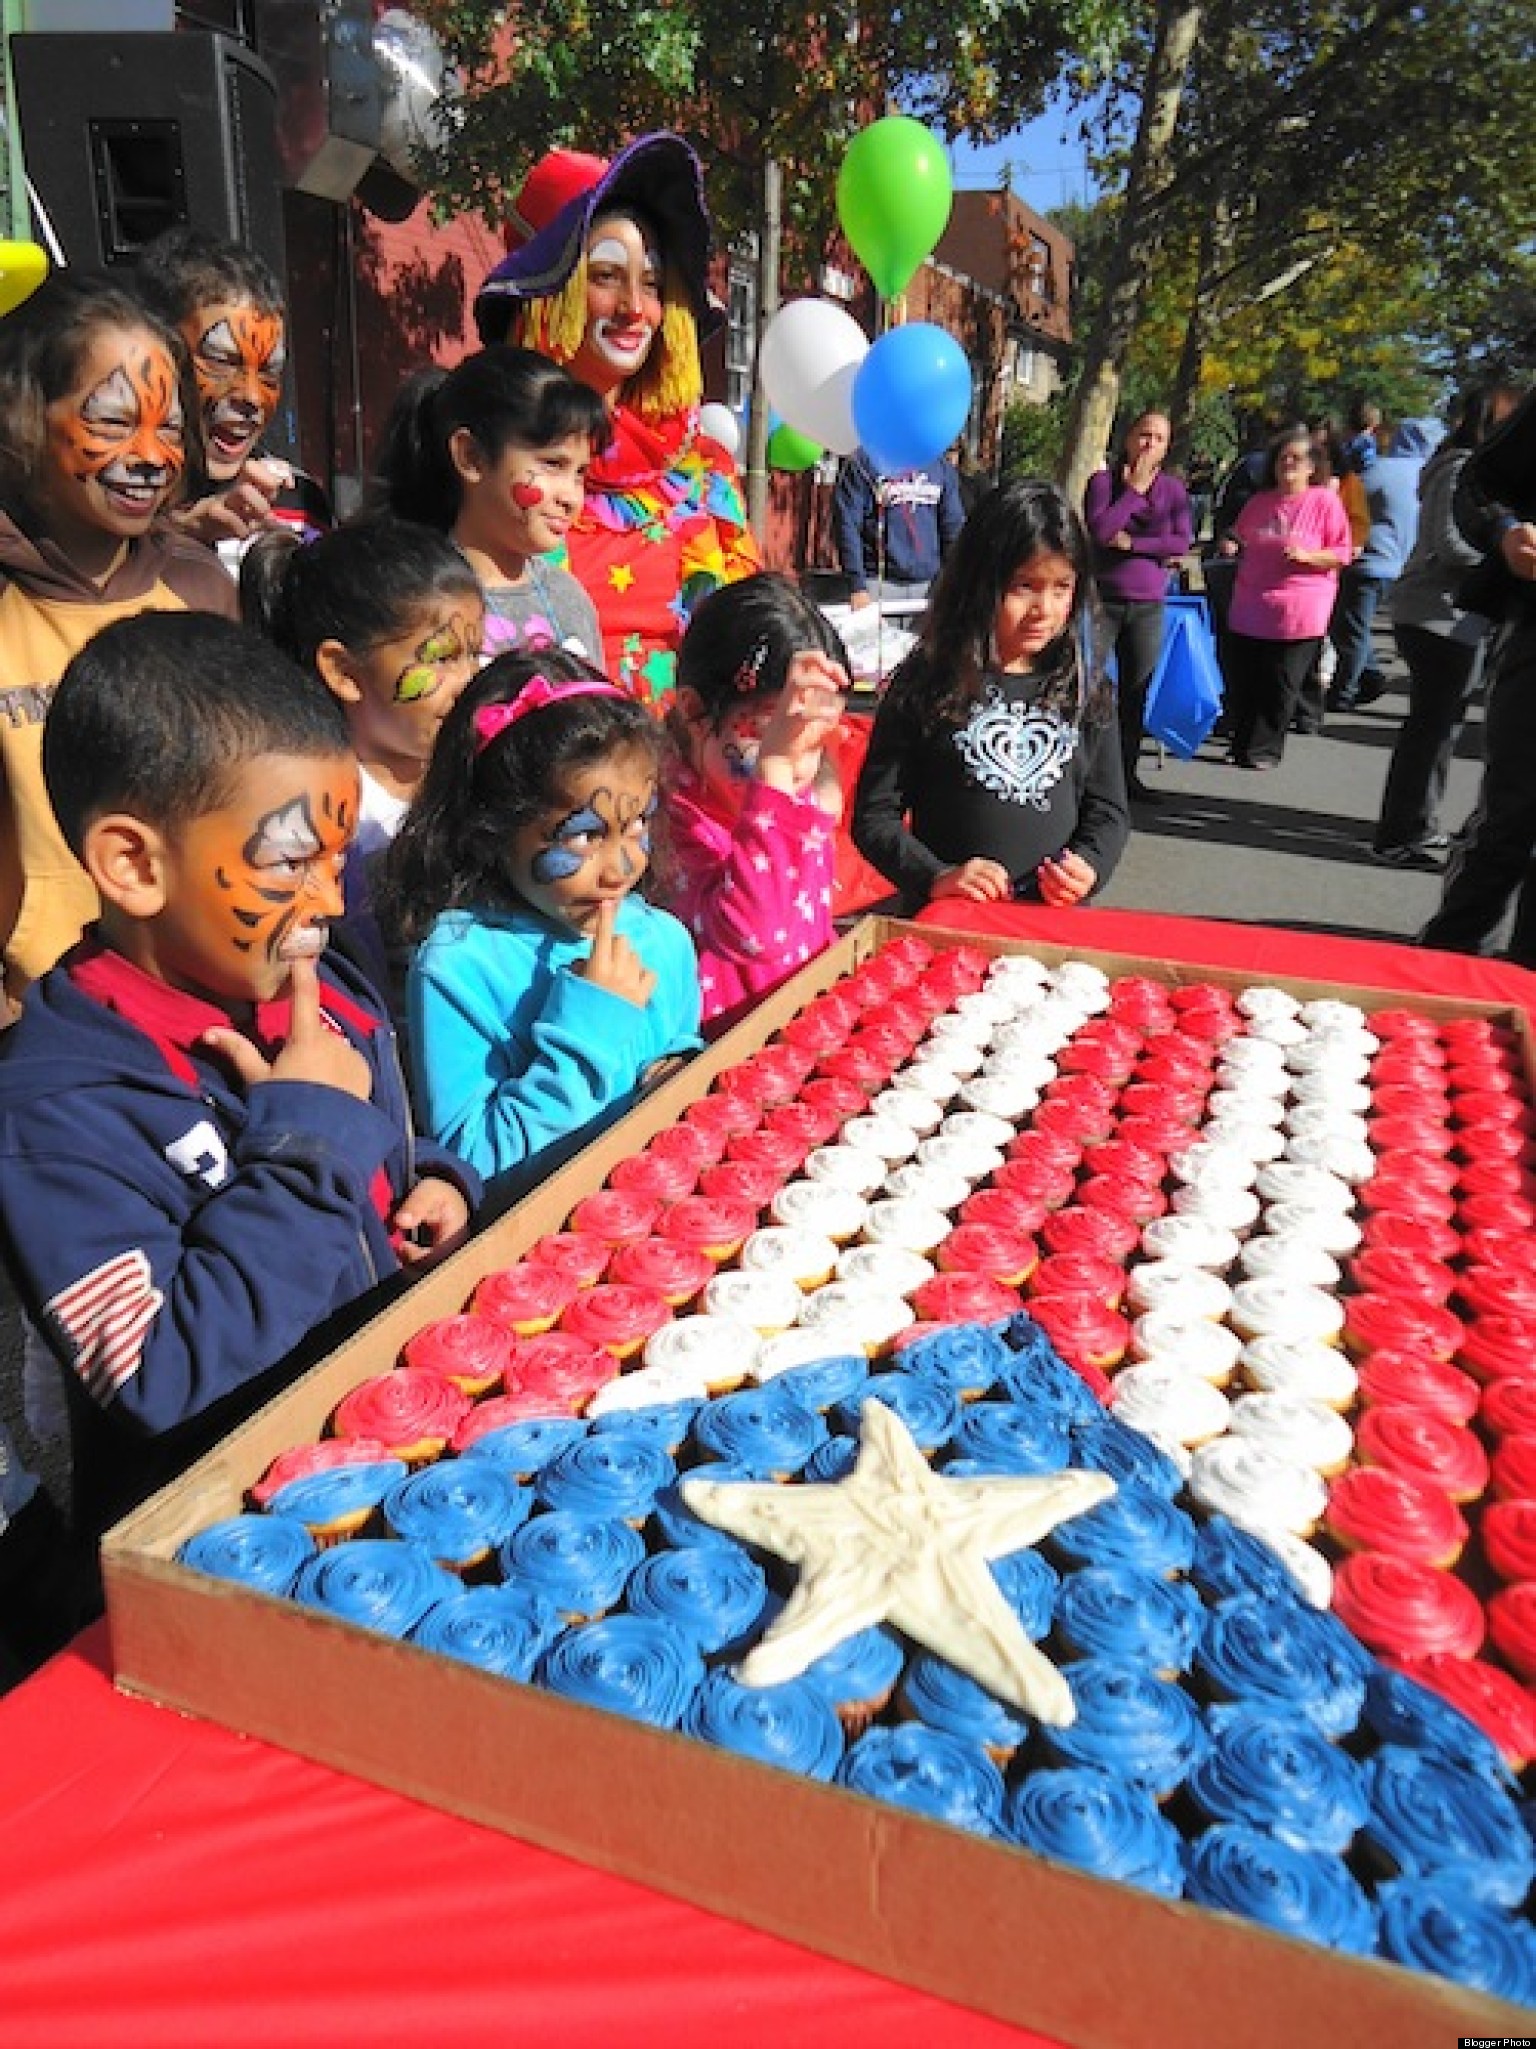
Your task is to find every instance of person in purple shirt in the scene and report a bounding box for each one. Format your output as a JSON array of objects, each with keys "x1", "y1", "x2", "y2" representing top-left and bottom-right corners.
[{"x1": 1083, "y1": 411, "x2": 1193, "y2": 805}]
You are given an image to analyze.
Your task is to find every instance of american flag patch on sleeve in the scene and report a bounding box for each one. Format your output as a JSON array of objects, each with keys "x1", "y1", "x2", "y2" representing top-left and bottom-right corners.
[{"x1": 45, "y1": 1249, "x2": 164, "y2": 1403}]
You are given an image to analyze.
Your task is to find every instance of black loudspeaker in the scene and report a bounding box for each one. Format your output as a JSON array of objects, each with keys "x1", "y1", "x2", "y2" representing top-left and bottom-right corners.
[{"x1": 9, "y1": 31, "x2": 286, "y2": 282}]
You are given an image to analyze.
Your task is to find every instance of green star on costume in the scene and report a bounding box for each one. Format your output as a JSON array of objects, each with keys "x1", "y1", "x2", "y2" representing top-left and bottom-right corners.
[{"x1": 681, "y1": 1400, "x2": 1116, "y2": 1727}]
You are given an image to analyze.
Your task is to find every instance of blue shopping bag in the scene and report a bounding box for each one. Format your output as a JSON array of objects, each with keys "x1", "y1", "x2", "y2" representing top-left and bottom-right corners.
[{"x1": 1143, "y1": 595, "x2": 1224, "y2": 758}]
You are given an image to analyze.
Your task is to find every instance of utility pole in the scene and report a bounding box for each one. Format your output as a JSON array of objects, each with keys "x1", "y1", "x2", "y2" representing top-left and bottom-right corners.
[
  {"x1": 1, "y1": 0, "x2": 30, "y2": 242},
  {"x1": 745, "y1": 153, "x2": 781, "y2": 535}
]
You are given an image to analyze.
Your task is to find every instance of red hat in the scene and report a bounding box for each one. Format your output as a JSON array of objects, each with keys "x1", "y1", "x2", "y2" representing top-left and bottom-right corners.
[{"x1": 476, "y1": 132, "x2": 716, "y2": 343}]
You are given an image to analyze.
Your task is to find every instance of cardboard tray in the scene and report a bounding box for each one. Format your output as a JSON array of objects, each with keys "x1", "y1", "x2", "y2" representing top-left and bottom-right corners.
[{"x1": 103, "y1": 919, "x2": 1534, "y2": 2046}]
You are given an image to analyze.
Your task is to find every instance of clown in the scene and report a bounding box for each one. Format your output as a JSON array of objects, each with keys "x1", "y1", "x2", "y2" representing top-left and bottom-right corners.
[{"x1": 475, "y1": 133, "x2": 760, "y2": 707}]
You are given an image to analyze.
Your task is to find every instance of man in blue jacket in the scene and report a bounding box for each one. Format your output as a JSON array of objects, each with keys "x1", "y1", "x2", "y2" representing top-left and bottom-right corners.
[
  {"x1": 833, "y1": 448, "x2": 966, "y2": 609},
  {"x1": 1327, "y1": 417, "x2": 1444, "y2": 711}
]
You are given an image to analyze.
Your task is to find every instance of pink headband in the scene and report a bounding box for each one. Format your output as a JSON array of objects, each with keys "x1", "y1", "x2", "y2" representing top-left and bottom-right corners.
[{"x1": 472, "y1": 674, "x2": 626, "y2": 753}]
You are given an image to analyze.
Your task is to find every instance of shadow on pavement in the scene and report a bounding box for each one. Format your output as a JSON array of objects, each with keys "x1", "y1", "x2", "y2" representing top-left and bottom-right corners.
[{"x1": 1128, "y1": 787, "x2": 1382, "y2": 867}]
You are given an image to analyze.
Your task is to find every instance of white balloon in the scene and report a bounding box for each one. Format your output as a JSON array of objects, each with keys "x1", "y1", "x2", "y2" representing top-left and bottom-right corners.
[
  {"x1": 758, "y1": 298, "x2": 868, "y2": 456},
  {"x1": 698, "y1": 401, "x2": 742, "y2": 458}
]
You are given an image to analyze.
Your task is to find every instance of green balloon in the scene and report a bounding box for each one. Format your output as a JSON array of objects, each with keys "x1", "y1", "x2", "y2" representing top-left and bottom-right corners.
[
  {"x1": 768, "y1": 422, "x2": 822, "y2": 472},
  {"x1": 836, "y1": 116, "x2": 953, "y2": 299}
]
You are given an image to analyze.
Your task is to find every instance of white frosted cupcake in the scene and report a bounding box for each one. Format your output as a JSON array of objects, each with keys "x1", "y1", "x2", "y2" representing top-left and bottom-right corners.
[
  {"x1": 1298, "y1": 997, "x2": 1369, "y2": 1033},
  {"x1": 1261, "y1": 1199, "x2": 1362, "y2": 1258},
  {"x1": 840, "y1": 1113, "x2": 921, "y2": 1164},
  {"x1": 1205, "y1": 1086, "x2": 1287, "y2": 1127},
  {"x1": 1140, "y1": 1214, "x2": 1243, "y2": 1272},
  {"x1": 1283, "y1": 1038, "x2": 1372, "y2": 1081},
  {"x1": 1169, "y1": 1140, "x2": 1261, "y2": 1190},
  {"x1": 1239, "y1": 1336, "x2": 1359, "y2": 1410},
  {"x1": 1246, "y1": 1014, "x2": 1309, "y2": 1048},
  {"x1": 987, "y1": 952, "x2": 1052, "y2": 990},
  {"x1": 959, "y1": 1074, "x2": 1041, "y2": 1123},
  {"x1": 924, "y1": 1016, "x2": 992, "y2": 1064},
  {"x1": 1130, "y1": 1312, "x2": 1243, "y2": 1385},
  {"x1": 1283, "y1": 1130, "x2": 1376, "y2": 1186},
  {"x1": 1283, "y1": 1103, "x2": 1372, "y2": 1147},
  {"x1": 1050, "y1": 959, "x2": 1112, "y2": 1005},
  {"x1": 882, "y1": 1161, "x2": 973, "y2": 1214},
  {"x1": 803, "y1": 1144, "x2": 887, "y2": 1197},
  {"x1": 771, "y1": 1180, "x2": 869, "y2": 1243},
  {"x1": 588, "y1": 1359, "x2": 710, "y2": 1412},
  {"x1": 740, "y1": 1225, "x2": 840, "y2": 1289},
  {"x1": 641, "y1": 1313, "x2": 763, "y2": 1394},
  {"x1": 1111, "y1": 1362, "x2": 1232, "y2": 1448},
  {"x1": 1217, "y1": 1036, "x2": 1290, "y2": 1075},
  {"x1": 1253, "y1": 1161, "x2": 1356, "y2": 1212},
  {"x1": 1237, "y1": 1235, "x2": 1342, "y2": 1290},
  {"x1": 1288, "y1": 1071, "x2": 1372, "y2": 1112},
  {"x1": 940, "y1": 1107, "x2": 1015, "y2": 1152},
  {"x1": 753, "y1": 1327, "x2": 860, "y2": 1382},
  {"x1": 1262, "y1": 1529, "x2": 1334, "y2": 1610},
  {"x1": 870, "y1": 1085, "x2": 946, "y2": 1136},
  {"x1": 703, "y1": 1269, "x2": 804, "y2": 1337},
  {"x1": 915, "y1": 1133, "x2": 1005, "y2": 1182},
  {"x1": 1188, "y1": 1437, "x2": 1328, "y2": 1538},
  {"x1": 796, "y1": 1282, "x2": 914, "y2": 1356},
  {"x1": 1228, "y1": 1391, "x2": 1355, "y2": 1477},
  {"x1": 1227, "y1": 1279, "x2": 1346, "y2": 1347},
  {"x1": 1125, "y1": 1261, "x2": 1234, "y2": 1322},
  {"x1": 900, "y1": 1058, "x2": 965, "y2": 1104},
  {"x1": 1235, "y1": 984, "x2": 1301, "y2": 1023},
  {"x1": 835, "y1": 1242, "x2": 936, "y2": 1297},
  {"x1": 980, "y1": 1044, "x2": 1059, "y2": 1092},
  {"x1": 861, "y1": 1197, "x2": 954, "y2": 1256},
  {"x1": 1201, "y1": 1116, "x2": 1287, "y2": 1164},
  {"x1": 954, "y1": 988, "x2": 1017, "y2": 1031},
  {"x1": 1168, "y1": 1181, "x2": 1262, "y2": 1235}
]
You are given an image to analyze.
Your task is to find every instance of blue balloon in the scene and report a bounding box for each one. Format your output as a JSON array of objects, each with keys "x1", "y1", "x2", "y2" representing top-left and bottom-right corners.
[{"x1": 851, "y1": 324, "x2": 972, "y2": 475}]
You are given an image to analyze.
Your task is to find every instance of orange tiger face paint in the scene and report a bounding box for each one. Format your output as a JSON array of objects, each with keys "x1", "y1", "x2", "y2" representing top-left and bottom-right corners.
[
  {"x1": 37, "y1": 327, "x2": 185, "y2": 569},
  {"x1": 183, "y1": 298, "x2": 287, "y2": 480}
]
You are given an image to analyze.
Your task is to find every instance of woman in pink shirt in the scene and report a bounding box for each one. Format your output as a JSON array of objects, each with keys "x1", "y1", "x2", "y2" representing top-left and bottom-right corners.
[
  {"x1": 660, "y1": 573, "x2": 849, "y2": 1029},
  {"x1": 1223, "y1": 424, "x2": 1353, "y2": 768}
]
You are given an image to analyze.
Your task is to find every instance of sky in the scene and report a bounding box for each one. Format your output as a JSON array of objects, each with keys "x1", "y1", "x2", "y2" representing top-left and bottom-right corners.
[{"x1": 948, "y1": 105, "x2": 1098, "y2": 216}]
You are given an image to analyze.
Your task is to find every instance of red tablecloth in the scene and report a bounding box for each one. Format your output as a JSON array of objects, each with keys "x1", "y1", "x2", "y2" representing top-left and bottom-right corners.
[{"x1": 4, "y1": 910, "x2": 1532, "y2": 2048}]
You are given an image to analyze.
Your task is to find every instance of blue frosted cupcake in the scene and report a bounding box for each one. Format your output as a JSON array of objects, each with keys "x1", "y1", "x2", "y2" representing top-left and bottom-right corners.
[
  {"x1": 835, "y1": 1373, "x2": 958, "y2": 1453},
  {"x1": 682, "y1": 1670, "x2": 844, "y2": 1781},
  {"x1": 1007, "y1": 1765, "x2": 1183, "y2": 1898},
  {"x1": 1184, "y1": 1824, "x2": 1377, "y2": 1955},
  {"x1": 502, "y1": 1510, "x2": 646, "y2": 1621},
  {"x1": 1048, "y1": 1482, "x2": 1197, "y2": 1579},
  {"x1": 1187, "y1": 1707, "x2": 1369, "y2": 1854},
  {"x1": 802, "y1": 1434, "x2": 860, "y2": 1482},
  {"x1": 460, "y1": 1414, "x2": 589, "y2": 1480},
  {"x1": 409, "y1": 1582, "x2": 562, "y2": 1679},
  {"x1": 1191, "y1": 1517, "x2": 1321, "y2": 1611},
  {"x1": 798, "y1": 1623, "x2": 907, "y2": 1735},
  {"x1": 1000, "y1": 1319, "x2": 1103, "y2": 1425},
  {"x1": 1376, "y1": 1879, "x2": 1536, "y2": 2002},
  {"x1": 1196, "y1": 1595, "x2": 1366, "y2": 1740},
  {"x1": 691, "y1": 1384, "x2": 828, "y2": 1478},
  {"x1": 179, "y1": 1513, "x2": 316, "y2": 1595},
  {"x1": 384, "y1": 1461, "x2": 532, "y2": 1572},
  {"x1": 899, "y1": 1652, "x2": 1031, "y2": 1763},
  {"x1": 990, "y1": 1547, "x2": 1060, "y2": 1641},
  {"x1": 534, "y1": 1433, "x2": 676, "y2": 1524},
  {"x1": 1042, "y1": 1657, "x2": 1209, "y2": 1799},
  {"x1": 626, "y1": 1542, "x2": 769, "y2": 1655},
  {"x1": 537, "y1": 1613, "x2": 704, "y2": 1729},
  {"x1": 837, "y1": 1723, "x2": 1005, "y2": 1836},
  {"x1": 590, "y1": 1398, "x2": 701, "y2": 1454},
  {"x1": 1053, "y1": 1565, "x2": 1203, "y2": 1675},
  {"x1": 264, "y1": 1459, "x2": 407, "y2": 1547},
  {"x1": 651, "y1": 1461, "x2": 760, "y2": 1551},
  {"x1": 770, "y1": 1351, "x2": 869, "y2": 1414},
  {"x1": 897, "y1": 1322, "x2": 1010, "y2": 1399},
  {"x1": 293, "y1": 1538, "x2": 458, "y2": 1638},
  {"x1": 1360, "y1": 1667, "x2": 1519, "y2": 1794},
  {"x1": 949, "y1": 1398, "x2": 1071, "y2": 1476},
  {"x1": 1070, "y1": 1414, "x2": 1184, "y2": 1500},
  {"x1": 1362, "y1": 1745, "x2": 1534, "y2": 1908}
]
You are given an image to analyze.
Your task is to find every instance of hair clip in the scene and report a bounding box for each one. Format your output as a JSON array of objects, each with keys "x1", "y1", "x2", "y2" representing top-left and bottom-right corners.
[
  {"x1": 732, "y1": 639, "x2": 772, "y2": 695},
  {"x1": 472, "y1": 673, "x2": 626, "y2": 753}
]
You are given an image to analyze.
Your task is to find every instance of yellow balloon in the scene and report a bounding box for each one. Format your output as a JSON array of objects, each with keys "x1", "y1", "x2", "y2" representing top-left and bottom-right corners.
[{"x1": 0, "y1": 241, "x2": 49, "y2": 319}]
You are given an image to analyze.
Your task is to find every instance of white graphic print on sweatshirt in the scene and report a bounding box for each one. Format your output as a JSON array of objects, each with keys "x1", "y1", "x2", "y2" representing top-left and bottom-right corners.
[{"x1": 953, "y1": 687, "x2": 1079, "y2": 810}]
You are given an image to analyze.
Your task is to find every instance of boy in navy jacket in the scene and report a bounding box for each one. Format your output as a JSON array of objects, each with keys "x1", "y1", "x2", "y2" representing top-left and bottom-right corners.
[{"x1": 0, "y1": 613, "x2": 479, "y2": 1570}]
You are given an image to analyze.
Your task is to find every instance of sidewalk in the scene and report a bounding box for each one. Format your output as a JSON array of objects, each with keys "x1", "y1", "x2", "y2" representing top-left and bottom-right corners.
[{"x1": 1102, "y1": 631, "x2": 1488, "y2": 945}]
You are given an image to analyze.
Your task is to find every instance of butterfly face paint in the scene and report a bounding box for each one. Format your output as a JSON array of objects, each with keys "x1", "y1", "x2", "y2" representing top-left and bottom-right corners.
[
  {"x1": 691, "y1": 702, "x2": 773, "y2": 820},
  {"x1": 508, "y1": 745, "x2": 657, "y2": 935},
  {"x1": 39, "y1": 328, "x2": 185, "y2": 563},
  {"x1": 184, "y1": 299, "x2": 287, "y2": 480},
  {"x1": 153, "y1": 753, "x2": 359, "y2": 1006},
  {"x1": 341, "y1": 601, "x2": 485, "y2": 801}
]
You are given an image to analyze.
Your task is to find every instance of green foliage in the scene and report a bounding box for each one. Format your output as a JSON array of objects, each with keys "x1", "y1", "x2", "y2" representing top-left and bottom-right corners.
[{"x1": 1000, "y1": 394, "x2": 1070, "y2": 480}]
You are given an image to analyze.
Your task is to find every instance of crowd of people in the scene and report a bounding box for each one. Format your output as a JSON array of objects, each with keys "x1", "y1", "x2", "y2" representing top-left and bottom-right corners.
[{"x1": 0, "y1": 117, "x2": 1531, "y2": 1689}]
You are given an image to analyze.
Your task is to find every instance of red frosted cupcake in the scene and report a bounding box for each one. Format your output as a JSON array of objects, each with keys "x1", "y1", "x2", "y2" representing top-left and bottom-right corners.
[
  {"x1": 504, "y1": 1329, "x2": 617, "y2": 1412},
  {"x1": 607, "y1": 1238, "x2": 715, "y2": 1308},
  {"x1": 606, "y1": 1147, "x2": 699, "y2": 1204},
  {"x1": 1356, "y1": 1403, "x2": 1490, "y2": 1503},
  {"x1": 1040, "y1": 1071, "x2": 1120, "y2": 1117},
  {"x1": 1088, "y1": 1136, "x2": 1165, "y2": 1185},
  {"x1": 331, "y1": 1369, "x2": 469, "y2": 1467},
  {"x1": 1481, "y1": 1375, "x2": 1536, "y2": 1440},
  {"x1": 1057, "y1": 1037, "x2": 1137, "y2": 1086},
  {"x1": 1040, "y1": 1204, "x2": 1141, "y2": 1262},
  {"x1": 994, "y1": 1154, "x2": 1079, "y2": 1211},
  {"x1": 1355, "y1": 1348, "x2": 1480, "y2": 1426},
  {"x1": 1451, "y1": 1086, "x2": 1532, "y2": 1131},
  {"x1": 566, "y1": 1189, "x2": 663, "y2": 1249},
  {"x1": 1366, "y1": 1113, "x2": 1455, "y2": 1159},
  {"x1": 526, "y1": 1231, "x2": 612, "y2": 1288},
  {"x1": 1034, "y1": 1094, "x2": 1118, "y2": 1148},
  {"x1": 1169, "y1": 1005, "x2": 1240, "y2": 1044},
  {"x1": 727, "y1": 1126, "x2": 812, "y2": 1178},
  {"x1": 1389, "y1": 1653, "x2": 1536, "y2": 1771},
  {"x1": 1487, "y1": 1583, "x2": 1536, "y2": 1683},
  {"x1": 558, "y1": 1282, "x2": 672, "y2": 1362},
  {"x1": 656, "y1": 1193, "x2": 758, "y2": 1264},
  {"x1": 645, "y1": 1120, "x2": 721, "y2": 1172},
  {"x1": 923, "y1": 943, "x2": 991, "y2": 1001},
  {"x1": 781, "y1": 999, "x2": 852, "y2": 1059},
  {"x1": 719, "y1": 1044, "x2": 813, "y2": 1108},
  {"x1": 1374, "y1": 1149, "x2": 1460, "y2": 1196},
  {"x1": 1025, "y1": 1293, "x2": 1131, "y2": 1376},
  {"x1": 1137, "y1": 1043, "x2": 1218, "y2": 1085},
  {"x1": 765, "y1": 1099, "x2": 844, "y2": 1151},
  {"x1": 473, "y1": 1260, "x2": 580, "y2": 1337},
  {"x1": 1332, "y1": 1551, "x2": 1485, "y2": 1660},
  {"x1": 1458, "y1": 1164, "x2": 1536, "y2": 1208},
  {"x1": 1459, "y1": 1312, "x2": 1536, "y2": 1385},
  {"x1": 1324, "y1": 1464, "x2": 1468, "y2": 1568},
  {"x1": 681, "y1": 1091, "x2": 758, "y2": 1150},
  {"x1": 935, "y1": 1222, "x2": 1038, "y2": 1288},
  {"x1": 1077, "y1": 1173, "x2": 1169, "y2": 1225},
  {"x1": 1371, "y1": 1081, "x2": 1450, "y2": 1120},
  {"x1": 402, "y1": 1314, "x2": 516, "y2": 1397},
  {"x1": 1360, "y1": 1210, "x2": 1461, "y2": 1264},
  {"x1": 1482, "y1": 1500, "x2": 1536, "y2": 1583},
  {"x1": 1343, "y1": 1293, "x2": 1464, "y2": 1362},
  {"x1": 817, "y1": 1040, "x2": 894, "y2": 1092},
  {"x1": 696, "y1": 1159, "x2": 782, "y2": 1211},
  {"x1": 1113, "y1": 1111, "x2": 1196, "y2": 1159},
  {"x1": 1459, "y1": 1264, "x2": 1536, "y2": 1324},
  {"x1": 910, "y1": 1272, "x2": 1021, "y2": 1326},
  {"x1": 250, "y1": 1434, "x2": 397, "y2": 1508},
  {"x1": 1352, "y1": 1249, "x2": 1457, "y2": 1305},
  {"x1": 960, "y1": 1184, "x2": 1052, "y2": 1237},
  {"x1": 1358, "y1": 1173, "x2": 1457, "y2": 1225},
  {"x1": 1118, "y1": 1079, "x2": 1206, "y2": 1126},
  {"x1": 1367, "y1": 1006, "x2": 1442, "y2": 1042},
  {"x1": 1006, "y1": 1124, "x2": 1085, "y2": 1172},
  {"x1": 1490, "y1": 1434, "x2": 1536, "y2": 1503},
  {"x1": 1462, "y1": 1225, "x2": 1536, "y2": 1276},
  {"x1": 1029, "y1": 1251, "x2": 1128, "y2": 1309}
]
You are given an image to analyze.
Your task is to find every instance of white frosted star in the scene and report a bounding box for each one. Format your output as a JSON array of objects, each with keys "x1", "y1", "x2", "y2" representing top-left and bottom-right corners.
[
  {"x1": 751, "y1": 851, "x2": 773, "y2": 873},
  {"x1": 681, "y1": 1400, "x2": 1114, "y2": 1725},
  {"x1": 794, "y1": 891, "x2": 816, "y2": 922}
]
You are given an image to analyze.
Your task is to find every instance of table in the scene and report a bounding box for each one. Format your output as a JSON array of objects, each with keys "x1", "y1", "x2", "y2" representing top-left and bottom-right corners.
[{"x1": 5, "y1": 912, "x2": 1531, "y2": 2047}]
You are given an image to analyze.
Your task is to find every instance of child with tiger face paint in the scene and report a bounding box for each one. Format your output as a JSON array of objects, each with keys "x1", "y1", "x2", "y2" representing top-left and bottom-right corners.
[{"x1": 0, "y1": 273, "x2": 236, "y2": 1003}]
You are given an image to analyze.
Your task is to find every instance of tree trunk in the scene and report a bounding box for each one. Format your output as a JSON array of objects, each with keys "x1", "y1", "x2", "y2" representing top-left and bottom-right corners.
[
  {"x1": 1059, "y1": 0, "x2": 1204, "y2": 507},
  {"x1": 1168, "y1": 198, "x2": 1231, "y2": 455},
  {"x1": 745, "y1": 154, "x2": 782, "y2": 536}
]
